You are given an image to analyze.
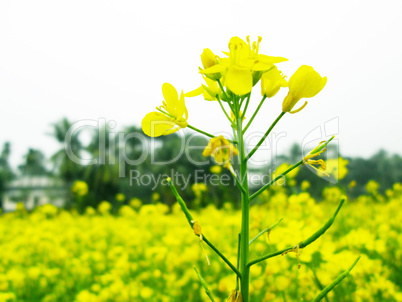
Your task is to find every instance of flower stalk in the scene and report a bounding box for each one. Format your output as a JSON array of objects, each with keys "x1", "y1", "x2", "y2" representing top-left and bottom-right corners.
[
  {"x1": 142, "y1": 35, "x2": 357, "y2": 302},
  {"x1": 236, "y1": 112, "x2": 251, "y2": 300},
  {"x1": 168, "y1": 178, "x2": 241, "y2": 278}
]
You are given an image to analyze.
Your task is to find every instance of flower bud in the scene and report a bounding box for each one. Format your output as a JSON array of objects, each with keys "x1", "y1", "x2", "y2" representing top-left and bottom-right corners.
[
  {"x1": 201, "y1": 48, "x2": 221, "y2": 81},
  {"x1": 226, "y1": 290, "x2": 243, "y2": 302},
  {"x1": 261, "y1": 67, "x2": 288, "y2": 98},
  {"x1": 201, "y1": 48, "x2": 217, "y2": 69},
  {"x1": 282, "y1": 65, "x2": 327, "y2": 113}
]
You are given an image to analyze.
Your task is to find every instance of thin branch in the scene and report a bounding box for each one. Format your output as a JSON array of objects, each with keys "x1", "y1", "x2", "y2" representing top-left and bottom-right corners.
[
  {"x1": 217, "y1": 96, "x2": 234, "y2": 125},
  {"x1": 236, "y1": 233, "x2": 241, "y2": 291},
  {"x1": 250, "y1": 136, "x2": 335, "y2": 201},
  {"x1": 250, "y1": 161, "x2": 303, "y2": 201},
  {"x1": 194, "y1": 267, "x2": 216, "y2": 302},
  {"x1": 187, "y1": 124, "x2": 237, "y2": 144},
  {"x1": 187, "y1": 124, "x2": 215, "y2": 138},
  {"x1": 249, "y1": 218, "x2": 284, "y2": 246},
  {"x1": 243, "y1": 96, "x2": 267, "y2": 133},
  {"x1": 168, "y1": 179, "x2": 242, "y2": 279},
  {"x1": 232, "y1": 172, "x2": 247, "y2": 194},
  {"x1": 245, "y1": 112, "x2": 286, "y2": 161},
  {"x1": 248, "y1": 197, "x2": 346, "y2": 267},
  {"x1": 217, "y1": 79, "x2": 230, "y2": 102},
  {"x1": 242, "y1": 93, "x2": 251, "y2": 117}
]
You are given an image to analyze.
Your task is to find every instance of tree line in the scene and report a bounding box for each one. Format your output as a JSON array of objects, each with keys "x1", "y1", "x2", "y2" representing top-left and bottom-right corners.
[{"x1": 0, "y1": 118, "x2": 401, "y2": 211}]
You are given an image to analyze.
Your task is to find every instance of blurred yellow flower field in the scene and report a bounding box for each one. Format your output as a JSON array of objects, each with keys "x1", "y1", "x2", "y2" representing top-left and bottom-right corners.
[{"x1": 0, "y1": 185, "x2": 401, "y2": 302}]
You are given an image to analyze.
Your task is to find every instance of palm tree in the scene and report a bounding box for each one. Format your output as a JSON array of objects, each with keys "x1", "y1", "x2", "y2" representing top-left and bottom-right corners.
[
  {"x1": 0, "y1": 142, "x2": 14, "y2": 211},
  {"x1": 50, "y1": 118, "x2": 84, "y2": 183},
  {"x1": 18, "y1": 148, "x2": 48, "y2": 176}
]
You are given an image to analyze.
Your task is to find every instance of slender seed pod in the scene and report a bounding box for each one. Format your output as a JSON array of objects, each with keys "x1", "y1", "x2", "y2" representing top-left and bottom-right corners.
[
  {"x1": 299, "y1": 197, "x2": 346, "y2": 248},
  {"x1": 312, "y1": 256, "x2": 360, "y2": 302}
]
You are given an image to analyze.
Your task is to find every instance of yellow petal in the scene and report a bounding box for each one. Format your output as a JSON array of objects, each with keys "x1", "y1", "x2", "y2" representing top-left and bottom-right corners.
[
  {"x1": 225, "y1": 66, "x2": 253, "y2": 95},
  {"x1": 288, "y1": 65, "x2": 327, "y2": 99},
  {"x1": 282, "y1": 92, "x2": 299, "y2": 112},
  {"x1": 258, "y1": 54, "x2": 288, "y2": 64},
  {"x1": 228, "y1": 36, "x2": 248, "y2": 51},
  {"x1": 252, "y1": 62, "x2": 274, "y2": 71},
  {"x1": 177, "y1": 91, "x2": 188, "y2": 120},
  {"x1": 201, "y1": 85, "x2": 217, "y2": 101},
  {"x1": 141, "y1": 112, "x2": 176, "y2": 137},
  {"x1": 201, "y1": 48, "x2": 217, "y2": 69},
  {"x1": 162, "y1": 83, "x2": 178, "y2": 106},
  {"x1": 282, "y1": 65, "x2": 327, "y2": 112},
  {"x1": 170, "y1": 91, "x2": 187, "y2": 120},
  {"x1": 261, "y1": 67, "x2": 288, "y2": 98},
  {"x1": 185, "y1": 86, "x2": 204, "y2": 97},
  {"x1": 201, "y1": 64, "x2": 226, "y2": 74}
]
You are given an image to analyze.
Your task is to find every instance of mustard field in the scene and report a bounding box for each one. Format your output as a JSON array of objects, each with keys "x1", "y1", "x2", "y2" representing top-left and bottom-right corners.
[{"x1": 0, "y1": 186, "x2": 401, "y2": 302}]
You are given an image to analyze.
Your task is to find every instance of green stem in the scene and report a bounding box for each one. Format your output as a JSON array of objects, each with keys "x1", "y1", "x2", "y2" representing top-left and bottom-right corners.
[
  {"x1": 217, "y1": 97, "x2": 234, "y2": 125},
  {"x1": 250, "y1": 161, "x2": 303, "y2": 201},
  {"x1": 168, "y1": 179, "x2": 241, "y2": 278},
  {"x1": 217, "y1": 79, "x2": 230, "y2": 102},
  {"x1": 231, "y1": 172, "x2": 247, "y2": 195},
  {"x1": 236, "y1": 233, "x2": 241, "y2": 291},
  {"x1": 245, "y1": 111, "x2": 286, "y2": 162},
  {"x1": 242, "y1": 93, "x2": 251, "y2": 117},
  {"x1": 243, "y1": 96, "x2": 267, "y2": 133},
  {"x1": 249, "y1": 217, "x2": 283, "y2": 245},
  {"x1": 250, "y1": 136, "x2": 335, "y2": 201},
  {"x1": 194, "y1": 267, "x2": 216, "y2": 302},
  {"x1": 187, "y1": 124, "x2": 215, "y2": 139},
  {"x1": 309, "y1": 266, "x2": 330, "y2": 302},
  {"x1": 239, "y1": 95, "x2": 247, "y2": 108},
  {"x1": 248, "y1": 197, "x2": 346, "y2": 267},
  {"x1": 155, "y1": 107, "x2": 218, "y2": 141},
  {"x1": 236, "y1": 111, "x2": 250, "y2": 301},
  {"x1": 187, "y1": 124, "x2": 237, "y2": 144}
]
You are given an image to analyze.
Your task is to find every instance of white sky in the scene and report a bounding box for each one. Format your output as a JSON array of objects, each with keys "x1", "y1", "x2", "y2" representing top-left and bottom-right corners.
[{"x1": 1, "y1": 0, "x2": 402, "y2": 168}]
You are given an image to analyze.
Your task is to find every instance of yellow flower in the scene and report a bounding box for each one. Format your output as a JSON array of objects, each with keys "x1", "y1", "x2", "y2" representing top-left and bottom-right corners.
[
  {"x1": 271, "y1": 163, "x2": 299, "y2": 186},
  {"x1": 210, "y1": 165, "x2": 222, "y2": 174},
  {"x1": 192, "y1": 183, "x2": 207, "y2": 195},
  {"x1": 202, "y1": 136, "x2": 238, "y2": 165},
  {"x1": 323, "y1": 186, "x2": 342, "y2": 203},
  {"x1": 348, "y1": 180, "x2": 357, "y2": 189},
  {"x1": 142, "y1": 83, "x2": 188, "y2": 137},
  {"x1": 185, "y1": 75, "x2": 221, "y2": 101},
  {"x1": 302, "y1": 140, "x2": 329, "y2": 177},
  {"x1": 282, "y1": 65, "x2": 327, "y2": 113},
  {"x1": 98, "y1": 201, "x2": 112, "y2": 215},
  {"x1": 261, "y1": 66, "x2": 288, "y2": 98},
  {"x1": 325, "y1": 157, "x2": 349, "y2": 180},
  {"x1": 152, "y1": 192, "x2": 160, "y2": 201},
  {"x1": 301, "y1": 180, "x2": 310, "y2": 191},
  {"x1": 201, "y1": 36, "x2": 287, "y2": 95},
  {"x1": 201, "y1": 48, "x2": 217, "y2": 69},
  {"x1": 129, "y1": 198, "x2": 142, "y2": 209},
  {"x1": 200, "y1": 48, "x2": 220, "y2": 81},
  {"x1": 71, "y1": 180, "x2": 88, "y2": 197},
  {"x1": 16, "y1": 202, "x2": 25, "y2": 211},
  {"x1": 115, "y1": 193, "x2": 125, "y2": 203},
  {"x1": 366, "y1": 180, "x2": 380, "y2": 195}
]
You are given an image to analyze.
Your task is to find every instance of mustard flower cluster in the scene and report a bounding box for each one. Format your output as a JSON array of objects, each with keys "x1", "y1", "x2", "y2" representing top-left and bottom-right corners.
[{"x1": 0, "y1": 189, "x2": 401, "y2": 301}]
